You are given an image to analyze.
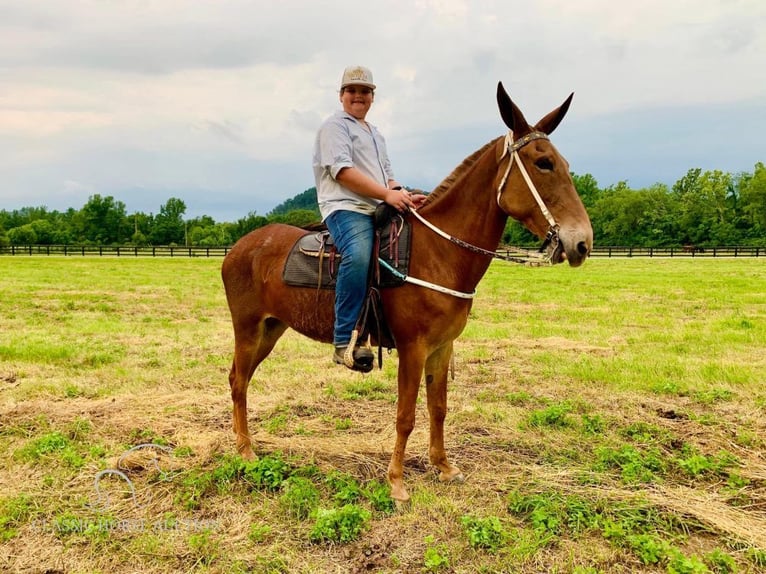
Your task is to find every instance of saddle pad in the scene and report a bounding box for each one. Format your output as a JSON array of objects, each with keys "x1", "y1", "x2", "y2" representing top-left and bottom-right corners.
[
  {"x1": 283, "y1": 232, "x2": 339, "y2": 289},
  {"x1": 282, "y1": 218, "x2": 412, "y2": 290}
]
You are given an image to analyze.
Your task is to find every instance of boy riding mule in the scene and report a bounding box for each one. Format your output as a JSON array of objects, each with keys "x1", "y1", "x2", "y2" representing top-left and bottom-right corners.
[{"x1": 222, "y1": 82, "x2": 593, "y2": 503}]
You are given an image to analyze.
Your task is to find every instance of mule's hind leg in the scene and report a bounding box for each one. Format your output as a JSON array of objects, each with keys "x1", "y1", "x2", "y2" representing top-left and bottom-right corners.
[
  {"x1": 229, "y1": 317, "x2": 288, "y2": 459},
  {"x1": 425, "y1": 342, "x2": 464, "y2": 484}
]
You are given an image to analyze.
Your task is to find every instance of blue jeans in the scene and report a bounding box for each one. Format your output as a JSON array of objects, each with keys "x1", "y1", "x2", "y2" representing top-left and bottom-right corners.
[{"x1": 325, "y1": 210, "x2": 374, "y2": 347}]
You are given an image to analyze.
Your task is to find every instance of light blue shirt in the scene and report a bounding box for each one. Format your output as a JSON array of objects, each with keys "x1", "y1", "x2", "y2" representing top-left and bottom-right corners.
[{"x1": 313, "y1": 110, "x2": 395, "y2": 220}]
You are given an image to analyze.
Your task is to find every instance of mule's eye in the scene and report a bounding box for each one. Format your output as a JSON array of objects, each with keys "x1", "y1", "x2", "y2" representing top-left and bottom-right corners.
[{"x1": 535, "y1": 157, "x2": 554, "y2": 172}]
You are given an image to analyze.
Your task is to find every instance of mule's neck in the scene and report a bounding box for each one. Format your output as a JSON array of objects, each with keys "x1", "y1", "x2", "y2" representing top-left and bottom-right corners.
[{"x1": 416, "y1": 138, "x2": 508, "y2": 290}]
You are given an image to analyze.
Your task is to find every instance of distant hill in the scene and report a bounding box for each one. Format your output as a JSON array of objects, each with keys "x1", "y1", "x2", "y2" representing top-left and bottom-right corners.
[{"x1": 269, "y1": 187, "x2": 319, "y2": 216}]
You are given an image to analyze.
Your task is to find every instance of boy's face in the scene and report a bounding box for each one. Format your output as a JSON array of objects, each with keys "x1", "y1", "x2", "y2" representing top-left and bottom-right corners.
[{"x1": 340, "y1": 85, "x2": 374, "y2": 120}]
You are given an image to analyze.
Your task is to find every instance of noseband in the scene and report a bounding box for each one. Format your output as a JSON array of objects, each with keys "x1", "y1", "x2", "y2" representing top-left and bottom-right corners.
[{"x1": 496, "y1": 131, "x2": 560, "y2": 253}]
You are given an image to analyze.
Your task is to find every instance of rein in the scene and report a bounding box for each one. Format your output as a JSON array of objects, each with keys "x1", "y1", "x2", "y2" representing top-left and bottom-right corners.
[{"x1": 381, "y1": 131, "x2": 561, "y2": 299}]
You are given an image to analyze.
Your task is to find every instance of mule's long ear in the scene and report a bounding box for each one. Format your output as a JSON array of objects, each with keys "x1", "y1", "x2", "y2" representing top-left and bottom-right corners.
[
  {"x1": 497, "y1": 82, "x2": 530, "y2": 134},
  {"x1": 535, "y1": 92, "x2": 574, "y2": 135}
]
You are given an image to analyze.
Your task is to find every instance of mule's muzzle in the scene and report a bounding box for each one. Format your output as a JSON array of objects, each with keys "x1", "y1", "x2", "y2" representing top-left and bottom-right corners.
[{"x1": 558, "y1": 227, "x2": 592, "y2": 267}]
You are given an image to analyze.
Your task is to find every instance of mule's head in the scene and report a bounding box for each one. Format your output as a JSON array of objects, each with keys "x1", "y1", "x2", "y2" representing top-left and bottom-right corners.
[{"x1": 494, "y1": 82, "x2": 592, "y2": 267}]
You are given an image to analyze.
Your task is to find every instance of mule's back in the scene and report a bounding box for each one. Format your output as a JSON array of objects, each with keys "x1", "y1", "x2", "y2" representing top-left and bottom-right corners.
[{"x1": 222, "y1": 223, "x2": 336, "y2": 343}]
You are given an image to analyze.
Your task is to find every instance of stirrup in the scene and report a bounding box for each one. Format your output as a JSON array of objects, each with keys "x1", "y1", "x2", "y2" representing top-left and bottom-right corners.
[{"x1": 333, "y1": 345, "x2": 374, "y2": 373}]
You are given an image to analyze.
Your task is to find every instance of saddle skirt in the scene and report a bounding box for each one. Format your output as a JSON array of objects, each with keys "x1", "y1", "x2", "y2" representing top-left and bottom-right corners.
[
  {"x1": 282, "y1": 208, "x2": 412, "y2": 290},
  {"x1": 281, "y1": 207, "x2": 412, "y2": 354}
]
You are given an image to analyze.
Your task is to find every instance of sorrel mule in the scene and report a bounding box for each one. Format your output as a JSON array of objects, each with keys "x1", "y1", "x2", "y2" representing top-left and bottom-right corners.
[{"x1": 222, "y1": 83, "x2": 593, "y2": 502}]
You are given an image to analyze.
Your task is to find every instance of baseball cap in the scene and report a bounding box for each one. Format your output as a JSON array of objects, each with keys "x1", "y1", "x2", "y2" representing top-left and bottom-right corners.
[{"x1": 340, "y1": 66, "x2": 376, "y2": 90}]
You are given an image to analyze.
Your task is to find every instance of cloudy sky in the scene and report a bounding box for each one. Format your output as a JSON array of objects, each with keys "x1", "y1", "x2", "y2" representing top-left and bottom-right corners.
[{"x1": 1, "y1": 0, "x2": 764, "y2": 222}]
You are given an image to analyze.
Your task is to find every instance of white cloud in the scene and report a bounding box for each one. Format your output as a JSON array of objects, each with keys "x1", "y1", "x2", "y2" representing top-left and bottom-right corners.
[{"x1": 0, "y1": 0, "x2": 764, "y2": 220}]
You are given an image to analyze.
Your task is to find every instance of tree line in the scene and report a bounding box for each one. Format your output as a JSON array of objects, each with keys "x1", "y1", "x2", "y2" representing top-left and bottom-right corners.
[
  {"x1": 505, "y1": 163, "x2": 766, "y2": 247},
  {"x1": 0, "y1": 193, "x2": 321, "y2": 248},
  {"x1": 1, "y1": 163, "x2": 764, "y2": 248}
]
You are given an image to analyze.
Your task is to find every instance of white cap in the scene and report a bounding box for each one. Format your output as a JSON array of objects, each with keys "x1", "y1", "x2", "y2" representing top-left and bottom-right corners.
[{"x1": 340, "y1": 66, "x2": 376, "y2": 90}]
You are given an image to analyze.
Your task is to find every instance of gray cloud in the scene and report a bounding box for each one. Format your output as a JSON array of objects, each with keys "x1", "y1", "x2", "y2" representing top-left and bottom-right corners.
[{"x1": 0, "y1": 0, "x2": 764, "y2": 222}]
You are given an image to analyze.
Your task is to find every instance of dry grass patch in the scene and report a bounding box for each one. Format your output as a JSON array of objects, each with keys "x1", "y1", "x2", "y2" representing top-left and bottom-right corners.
[{"x1": 1, "y1": 256, "x2": 765, "y2": 573}]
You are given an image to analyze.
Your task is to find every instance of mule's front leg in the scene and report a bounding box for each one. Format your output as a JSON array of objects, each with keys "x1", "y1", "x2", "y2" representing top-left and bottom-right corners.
[
  {"x1": 387, "y1": 348, "x2": 425, "y2": 503},
  {"x1": 425, "y1": 342, "x2": 464, "y2": 484}
]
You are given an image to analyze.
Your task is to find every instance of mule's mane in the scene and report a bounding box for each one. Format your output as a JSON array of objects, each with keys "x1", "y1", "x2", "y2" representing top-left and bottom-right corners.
[{"x1": 423, "y1": 137, "x2": 501, "y2": 206}]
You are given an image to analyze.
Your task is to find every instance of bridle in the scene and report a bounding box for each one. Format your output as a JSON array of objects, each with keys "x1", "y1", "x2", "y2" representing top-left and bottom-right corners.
[
  {"x1": 496, "y1": 130, "x2": 560, "y2": 255},
  {"x1": 382, "y1": 130, "x2": 563, "y2": 299},
  {"x1": 411, "y1": 129, "x2": 561, "y2": 264}
]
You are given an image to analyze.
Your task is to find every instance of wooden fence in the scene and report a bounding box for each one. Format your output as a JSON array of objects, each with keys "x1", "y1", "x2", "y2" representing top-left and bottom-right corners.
[
  {"x1": 497, "y1": 245, "x2": 764, "y2": 259},
  {"x1": 0, "y1": 245, "x2": 232, "y2": 257},
  {"x1": 1, "y1": 244, "x2": 764, "y2": 259}
]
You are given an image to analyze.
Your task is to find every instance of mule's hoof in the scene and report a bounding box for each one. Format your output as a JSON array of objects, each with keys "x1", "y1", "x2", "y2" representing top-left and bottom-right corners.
[
  {"x1": 237, "y1": 445, "x2": 256, "y2": 461},
  {"x1": 438, "y1": 471, "x2": 465, "y2": 484},
  {"x1": 393, "y1": 497, "x2": 412, "y2": 513}
]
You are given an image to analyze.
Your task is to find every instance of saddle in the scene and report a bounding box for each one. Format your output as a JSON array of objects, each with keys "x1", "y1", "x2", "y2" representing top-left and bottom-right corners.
[{"x1": 282, "y1": 204, "x2": 412, "y2": 359}]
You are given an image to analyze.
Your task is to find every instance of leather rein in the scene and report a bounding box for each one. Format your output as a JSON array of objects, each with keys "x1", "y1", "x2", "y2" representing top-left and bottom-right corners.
[{"x1": 393, "y1": 130, "x2": 561, "y2": 298}]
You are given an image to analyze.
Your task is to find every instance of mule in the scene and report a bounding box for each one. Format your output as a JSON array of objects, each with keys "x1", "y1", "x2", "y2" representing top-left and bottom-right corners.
[{"x1": 221, "y1": 82, "x2": 593, "y2": 502}]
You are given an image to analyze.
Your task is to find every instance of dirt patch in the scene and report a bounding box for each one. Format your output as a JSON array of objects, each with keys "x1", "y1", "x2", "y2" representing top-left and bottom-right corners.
[{"x1": 347, "y1": 539, "x2": 393, "y2": 573}]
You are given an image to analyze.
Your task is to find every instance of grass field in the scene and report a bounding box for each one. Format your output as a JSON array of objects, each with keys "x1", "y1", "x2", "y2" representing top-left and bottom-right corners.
[{"x1": 1, "y1": 256, "x2": 764, "y2": 574}]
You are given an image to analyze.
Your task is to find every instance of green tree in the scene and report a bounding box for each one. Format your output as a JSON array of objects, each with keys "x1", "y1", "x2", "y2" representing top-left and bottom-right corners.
[
  {"x1": 672, "y1": 169, "x2": 733, "y2": 245},
  {"x1": 7, "y1": 224, "x2": 38, "y2": 245},
  {"x1": 587, "y1": 181, "x2": 677, "y2": 246},
  {"x1": 74, "y1": 195, "x2": 129, "y2": 244},
  {"x1": 739, "y1": 162, "x2": 766, "y2": 240},
  {"x1": 128, "y1": 212, "x2": 153, "y2": 246},
  {"x1": 150, "y1": 198, "x2": 186, "y2": 245},
  {"x1": 186, "y1": 214, "x2": 233, "y2": 246},
  {"x1": 189, "y1": 222, "x2": 233, "y2": 246},
  {"x1": 231, "y1": 211, "x2": 269, "y2": 242},
  {"x1": 56, "y1": 208, "x2": 78, "y2": 244},
  {"x1": 29, "y1": 219, "x2": 56, "y2": 245},
  {"x1": 269, "y1": 209, "x2": 320, "y2": 228},
  {"x1": 269, "y1": 187, "x2": 319, "y2": 216},
  {"x1": 571, "y1": 172, "x2": 602, "y2": 208},
  {"x1": 502, "y1": 219, "x2": 537, "y2": 246}
]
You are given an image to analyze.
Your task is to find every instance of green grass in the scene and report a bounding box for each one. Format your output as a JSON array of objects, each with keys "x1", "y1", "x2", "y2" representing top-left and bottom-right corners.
[
  {"x1": 0, "y1": 256, "x2": 764, "y2": 572},
  {"x1": 466, "y1": 259, "x2": 765, "y2": 394},
  {"x1": 460, "y1": 514, "x2": 509, "y2": 553}
]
